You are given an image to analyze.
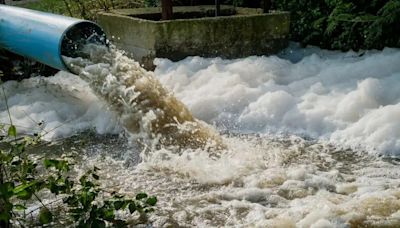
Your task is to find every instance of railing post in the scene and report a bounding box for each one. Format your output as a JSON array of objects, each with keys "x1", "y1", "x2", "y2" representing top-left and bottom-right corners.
[
  {"x1": 215, "y1": 0, "x2": 220, "y2": 16},
  {"x1": 263, "y1": 0, "x2": 272, "y2": 13},
  {"x1": 161, "y1": 0, "x2": 173, "y2": 20}
]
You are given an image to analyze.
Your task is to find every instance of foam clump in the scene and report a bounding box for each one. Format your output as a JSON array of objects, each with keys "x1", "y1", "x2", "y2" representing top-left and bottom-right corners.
[
  {"x1": 0, "y1": 73, "x2": 120, "y2": 139},
  {"x1": 155, "y1": 44, "x2": 400, "y2": 155},
  {"x1": 2, "y1": 44, "x2": 400, "y2": 155},
  {"x1": 2, "y1": 43, "x2": 400, "y2": 226}
]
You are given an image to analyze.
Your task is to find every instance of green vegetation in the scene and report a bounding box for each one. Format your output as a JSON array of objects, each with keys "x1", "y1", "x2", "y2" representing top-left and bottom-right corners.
[
  {"x1": 148, "y1": 0, "x2": 400, "y2": 50},
  {"x1": 18, "y1": 0, "x2": 69, "y2": 15},
  {"x1": 19, "y1": 0, "x2": 400, "y2": 51},
  {"x1": 0, "y1": 91, "x2": 157, "y2": 227},
  {"x1": 20, "y1": 0, "x2": 145, "y2": 19},
  {"x1": 272, "y1": 0, "x2": 400, "y2": 50},
  {"x1": 216, "y1": 0, "x2": 400, "y2": 50}
]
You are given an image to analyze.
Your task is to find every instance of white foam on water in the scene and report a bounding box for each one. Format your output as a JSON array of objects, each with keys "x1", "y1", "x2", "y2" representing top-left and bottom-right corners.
[
  {"x1": 2, "y1": 44, "x2": 400, "y2": 227},
  {"x1": 2, "y1": 44, "x2": 399, "y2": 155},
  {"x1": 155, "y1": 44, "x2": 400, "y2": 155},
  {"x1": 83, "y1": 135, "x2": 400, "y2": 227},
  {"x1": 0, "y1": 73, "x2": 120, "y2": 139}
]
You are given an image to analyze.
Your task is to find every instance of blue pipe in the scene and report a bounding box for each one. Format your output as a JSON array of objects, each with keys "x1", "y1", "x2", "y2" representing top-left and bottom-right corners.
[{"x1": 0, "y1": 5, "x2": 106, "y2": 72}]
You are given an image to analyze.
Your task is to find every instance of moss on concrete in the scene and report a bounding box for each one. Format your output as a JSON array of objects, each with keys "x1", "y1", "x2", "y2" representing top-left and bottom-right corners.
[{"x1": 97, "y1": 5, "x2": 290, "y2": 70}]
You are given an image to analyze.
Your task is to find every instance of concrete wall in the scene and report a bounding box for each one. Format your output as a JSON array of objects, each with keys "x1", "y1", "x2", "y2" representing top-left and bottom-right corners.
[{"x1": 97, "y1": 6, "x2": 290, "y2": 69}]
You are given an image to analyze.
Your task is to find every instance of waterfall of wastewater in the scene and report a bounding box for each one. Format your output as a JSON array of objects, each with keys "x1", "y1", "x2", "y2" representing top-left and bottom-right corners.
[{"x1": 63, "y1": 44, "x2": 224, "y2": 151}]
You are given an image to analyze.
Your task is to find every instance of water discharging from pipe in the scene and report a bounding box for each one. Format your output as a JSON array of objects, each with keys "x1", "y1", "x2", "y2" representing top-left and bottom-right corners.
[
  {"x1": 2, "y1": 42, "x2": 400, "y2": 227},
  {"x1": 3, "y1": 5, "x2": 400, "y2": 226},
  {"x1": 62, "y1": 44, "x2": 224, "y2": 151}
]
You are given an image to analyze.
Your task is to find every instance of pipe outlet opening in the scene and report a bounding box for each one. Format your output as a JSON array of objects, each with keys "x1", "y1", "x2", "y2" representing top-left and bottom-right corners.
[{"x1": 61, "y1": 21, "x2": 107, "y2": 72}]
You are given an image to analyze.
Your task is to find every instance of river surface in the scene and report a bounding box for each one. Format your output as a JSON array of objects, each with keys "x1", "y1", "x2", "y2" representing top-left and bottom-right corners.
[{"x1": 1, "y1": 43, "x2": 400, "y2": 227}]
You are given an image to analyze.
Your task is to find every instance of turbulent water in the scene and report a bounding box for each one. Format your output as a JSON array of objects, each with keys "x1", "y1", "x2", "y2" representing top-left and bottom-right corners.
[
  {"x1": 1, "y1": 43, "x2": 400, "y2": 227},
  {"x1": 63, "y1": 45, "x2": 223, "y2": 150}
]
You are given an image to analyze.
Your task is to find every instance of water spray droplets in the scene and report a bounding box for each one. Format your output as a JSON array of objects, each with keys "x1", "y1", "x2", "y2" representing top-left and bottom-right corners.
[{"x1": 63, "y1": 45, "x2": 224, "y2": 150}]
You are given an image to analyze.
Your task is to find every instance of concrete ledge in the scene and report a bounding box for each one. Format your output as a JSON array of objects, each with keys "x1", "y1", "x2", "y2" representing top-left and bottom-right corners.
[{"x1": 97, "y1": 6, "x2": 290, "y2": 69}]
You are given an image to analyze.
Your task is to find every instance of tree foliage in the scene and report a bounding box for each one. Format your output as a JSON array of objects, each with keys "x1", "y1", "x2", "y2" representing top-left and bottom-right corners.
[
  {"x1": 274, "y1": 0, "x2": 400, "y2": 50},
  {"x1": 145, "y1": 0, "x2": 400, "y2": 50}
]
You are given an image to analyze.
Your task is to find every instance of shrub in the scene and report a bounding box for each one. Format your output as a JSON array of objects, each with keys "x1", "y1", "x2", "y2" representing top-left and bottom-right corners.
[
  {"x1": 0, "y1": 113, "x2": 156, "y2": 226},
  {"x1": 275, "y1": 0, "x2": 400, "y2": 50},
  {"x1": 199, "y1": 0, "x2": 400, "y2": 50}
]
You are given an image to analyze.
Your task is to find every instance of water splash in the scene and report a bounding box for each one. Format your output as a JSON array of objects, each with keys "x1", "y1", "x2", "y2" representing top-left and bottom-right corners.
[
  {"x1": 2, "y1": 44, "x2": 400, "y2": 227},
  {"x1": 63, "y1": 45, "x2": 224, "y2": 150}
]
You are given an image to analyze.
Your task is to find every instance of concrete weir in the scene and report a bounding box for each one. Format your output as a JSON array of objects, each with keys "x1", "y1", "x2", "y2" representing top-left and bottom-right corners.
[{"x1": 96, "y1": 5, "x2": 290, "y2": 69}]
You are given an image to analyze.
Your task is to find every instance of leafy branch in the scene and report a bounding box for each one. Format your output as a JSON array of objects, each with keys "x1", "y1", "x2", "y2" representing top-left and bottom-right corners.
[
  {"x1": 275, "y1": 0, "x2": 400, "y2": 50},
  {"x1": 0, "y1": 124, "x2": 157, "y2": 227}
]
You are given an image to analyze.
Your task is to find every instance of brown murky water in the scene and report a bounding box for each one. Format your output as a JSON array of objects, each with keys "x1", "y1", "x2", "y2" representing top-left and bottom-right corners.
[{"x1": 64, "y1": 45, "x2": 223, "y2": 151}]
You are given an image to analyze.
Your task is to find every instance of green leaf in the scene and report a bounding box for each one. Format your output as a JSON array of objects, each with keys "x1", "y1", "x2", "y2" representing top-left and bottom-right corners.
[
  {"x1": 78, "y1": 220, "x2": 90, "y2": 228},
  {"x1": 146, "y1": 196, "x2": 157, "y2": 206},
  {"x1": 44, "y1": 159, "x2": 58, "y2": 168},
  {"x1": 49, "y1": 181, "x2": 59, "y2": 194},
  {"x1": 0, "y1": 204, "x2": 11, "y2": 224},
  {"x1": 113, "y1": 219, "x2": 127, "y2": 227},
  {"x1": 0, "y1": 211, "x2": 11, "y2": 223},
  {"x1": 13, "y1": 181, "x2": 36, "y2": 194},
  {"x1": 79, "y1": 175, "x2": 88, "y2": 185},
  {"x1": 15, "y1": 189, "x2": 33, "y2": 200},
  {"x1": 39, "y1": 208, "x2": 53, "y2": 225},
  {"x1": 92, "y1": 173, "x2": 99, "y2": 180},
  {"x1": 144, "y1": 208, "x2": 155, "y2": 213},
  {"x1": 7, "y1": 125, "x2": 16, "y2": 138},
  {"x1": 0, "y1": 182, "x2": 15, "y2": 199},
  {"x1": 102, "y1": 209, "x2": 115, "y2": 221},
  {"x1": 64, "y1": 196, "x2": 79, "y2": 207},
  {"x1": 114, "y1": 201, "x2": 125, "y2": 210},
  {"x1": 16, "y1": 143, "x2": 25, "y2": 153},
  {"x1": 44, "y1": 159, "x2": 69, "y2": 172},
  {"x1": 92, "y1": 219, "x2": 106, "y2": 228},
  {"x1": 13, "y1": 181, "x2": 37, "y2": 200},
  {"x1": 335, "y1": 13, "x2": 354, "y2": 21},
  {"x1": 312, "y1": 16, "x2": 326, "y2": 29},
  {"x1": 14, "y1": 204, "x2": 27, "y2": 211},
  {"x1": 80, "y1": 191, "x2": 91, "y2": 208},
  {"x1": 0, "y1": 153, "x2": 13, "y2": 163},
  {"x1": 136, "y1": 193, "x2": 148, "y2": 200},
  {"x1": 326, "y1": 19, "x2": 339, "y2": 35},
  {"x1": 128, "y1": 203, "x2": 136, "y2": 214}
]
